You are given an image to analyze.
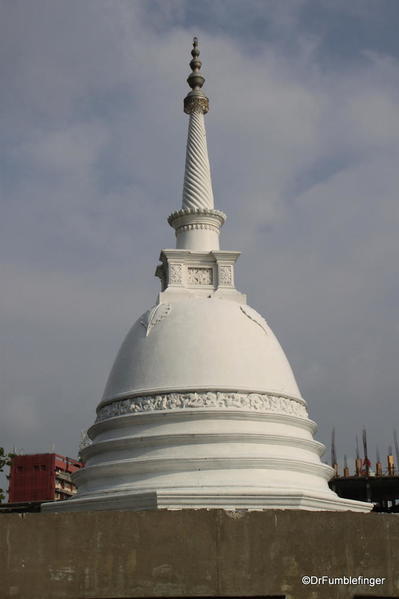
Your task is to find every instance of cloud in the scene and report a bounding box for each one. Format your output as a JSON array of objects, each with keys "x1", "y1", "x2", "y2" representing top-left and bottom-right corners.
[{"x1": 1, "y1": 0, "x2": 398, "y2": 477}]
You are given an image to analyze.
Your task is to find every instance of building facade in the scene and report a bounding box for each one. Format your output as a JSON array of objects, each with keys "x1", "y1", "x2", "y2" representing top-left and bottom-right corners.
[{"x1": 8, "y1": 453, "x2": 82, "y2": 503}]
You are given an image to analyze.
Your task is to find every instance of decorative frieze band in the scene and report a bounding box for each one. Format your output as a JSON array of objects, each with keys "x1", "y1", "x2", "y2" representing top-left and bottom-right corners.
[
  {"x1": 168, "y1": 207, "x2": 226, "y2": 222},
  {"x1": 175, "y1": 222, "x2": 220, "y2": 233},
  {"x1": 96, "y1": 392, "x2": 308, "y2": 423}
]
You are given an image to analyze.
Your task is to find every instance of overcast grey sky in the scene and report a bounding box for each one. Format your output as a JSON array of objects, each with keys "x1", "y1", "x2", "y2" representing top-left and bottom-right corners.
[{"x1": 1, "y1": 0, "x2": 399, "y2": 479}]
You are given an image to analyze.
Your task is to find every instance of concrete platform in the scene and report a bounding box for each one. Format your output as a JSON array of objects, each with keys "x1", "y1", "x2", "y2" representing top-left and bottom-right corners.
[{"x1": 1, "y1": 509, "x2": 398, "y2": 599}]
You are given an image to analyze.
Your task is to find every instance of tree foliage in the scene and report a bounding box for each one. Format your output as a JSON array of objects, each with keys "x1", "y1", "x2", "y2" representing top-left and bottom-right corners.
[{"x1": 0, "y1": 448, "x2": 16, "y2": 502}]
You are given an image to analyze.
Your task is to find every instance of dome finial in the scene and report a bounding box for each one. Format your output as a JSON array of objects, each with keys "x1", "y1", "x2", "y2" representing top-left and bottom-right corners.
[
  {"x1": 167, "y1": 35, "x2": 226, "y2": 251},
  {"x1": 184, "y1": 36, "x2": 209, "y2": 114}
]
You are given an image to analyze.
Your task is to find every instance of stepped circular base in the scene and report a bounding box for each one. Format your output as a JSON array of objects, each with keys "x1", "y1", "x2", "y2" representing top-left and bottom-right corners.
[
  {"x1": 46, "y1": 401, "x2": 372, "y2": 513},
  {"x1": 42, "y1": 488, "x2": 372, "y2": 513}
]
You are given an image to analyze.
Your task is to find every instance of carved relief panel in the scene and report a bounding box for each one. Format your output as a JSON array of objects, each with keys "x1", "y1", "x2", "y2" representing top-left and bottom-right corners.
[
  {"x1": 168, "y1": 263, "x2": 183, "y2": 285},
  {"x1": 218, "y1": 265, "x2": 233, "y2": 286},
  {"x1": 187, "y1": 267, "x2": 214, "y2": 286}
]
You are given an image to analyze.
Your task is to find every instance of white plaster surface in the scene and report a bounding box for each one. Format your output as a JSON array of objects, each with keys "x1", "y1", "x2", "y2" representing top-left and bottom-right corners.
[
  {"x1": 101, "y1": 299, "x2": 301, "y2": 403},
  {"x1": 43, "y1": 296, "x2": 372, "y2": 513},
  {"x1": 43, "y1": 258, "x2": 372, "y2": 513}
]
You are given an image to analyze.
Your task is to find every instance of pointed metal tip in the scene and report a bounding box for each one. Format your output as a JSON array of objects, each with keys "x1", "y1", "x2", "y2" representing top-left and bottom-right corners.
[
  {"x1": 191, "y1": 36, "x2": 201, "y2": 59},
  {"x1": 184, "y1": 36, "x2": 209, "y2": 114}
]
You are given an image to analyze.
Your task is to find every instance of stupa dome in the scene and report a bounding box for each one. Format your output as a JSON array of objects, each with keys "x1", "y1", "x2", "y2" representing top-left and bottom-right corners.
[{"x1": 101, "y1": 298, "x2": 301, "y2": 405}]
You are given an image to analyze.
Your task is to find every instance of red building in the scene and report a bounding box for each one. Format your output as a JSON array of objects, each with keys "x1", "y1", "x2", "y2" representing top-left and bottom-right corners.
[{"x1": 8, "y1": 454, "x2": 83, "y2": 503}]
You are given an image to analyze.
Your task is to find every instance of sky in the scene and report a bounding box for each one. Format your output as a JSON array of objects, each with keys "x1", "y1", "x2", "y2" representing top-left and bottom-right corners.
[{"x1": 1, "y1": 0, "x2": 399, "y2": 488}]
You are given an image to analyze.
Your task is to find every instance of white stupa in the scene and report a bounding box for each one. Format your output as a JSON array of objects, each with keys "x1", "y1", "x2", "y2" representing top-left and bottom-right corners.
[{"x1": 44, "y1": 39, "x2": 371, "y2": 513}]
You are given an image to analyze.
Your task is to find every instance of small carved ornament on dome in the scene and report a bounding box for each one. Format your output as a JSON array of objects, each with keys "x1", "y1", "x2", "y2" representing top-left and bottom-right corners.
[
  {"x1": 240, "y1": 305, "x2": 268, "y2": 334},
  {"x1": 140, "y1": 303, "x2": 172, "y2": 336}
]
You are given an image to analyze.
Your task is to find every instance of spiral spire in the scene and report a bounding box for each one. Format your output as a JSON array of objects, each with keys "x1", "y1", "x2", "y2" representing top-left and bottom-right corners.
[
  {"x1": 182, "y1": 37, "x2": 214, "y2": 211},
  {"x1": 168, "y1": 38, "x2": 225, "y2": 251}
]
